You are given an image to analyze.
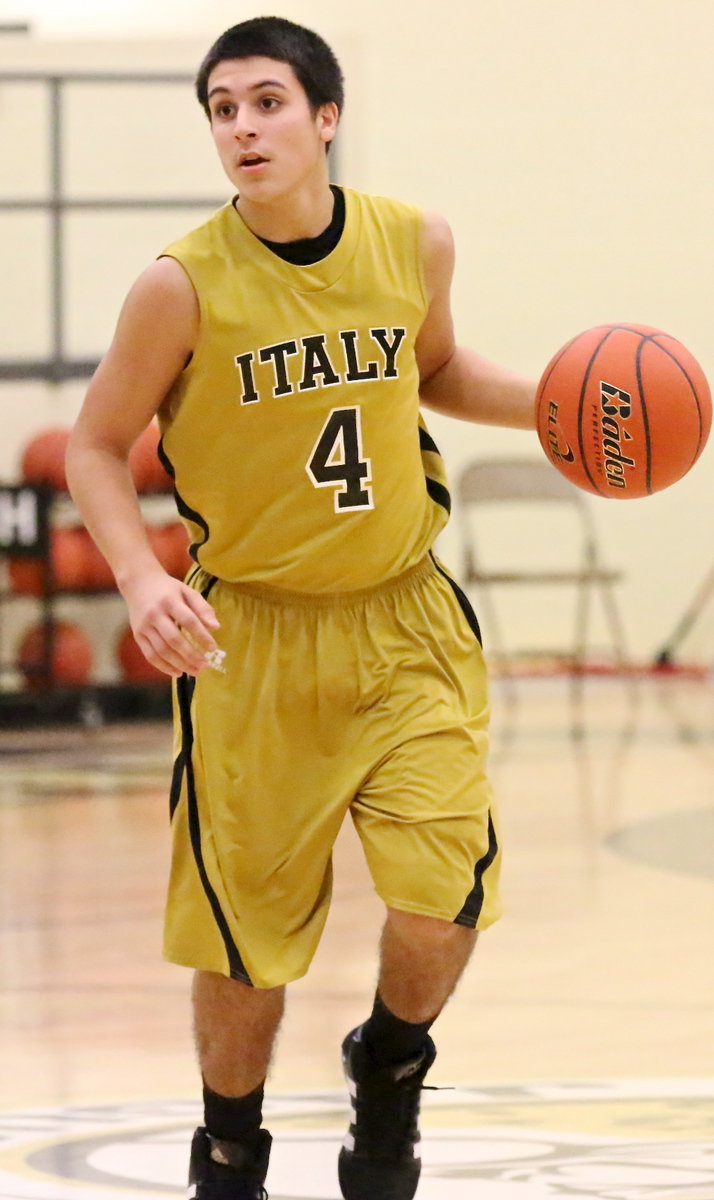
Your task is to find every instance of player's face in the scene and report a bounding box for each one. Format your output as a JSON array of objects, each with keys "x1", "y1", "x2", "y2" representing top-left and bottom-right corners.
[{"x1": 206, "y1": 57, "x2": 337, "y2": 204}]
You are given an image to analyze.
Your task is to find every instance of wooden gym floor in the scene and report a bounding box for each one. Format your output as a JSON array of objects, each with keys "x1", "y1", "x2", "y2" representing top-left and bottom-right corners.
[{"x1": 0, "y1": 670, "x2": 713, "y2": 1199}]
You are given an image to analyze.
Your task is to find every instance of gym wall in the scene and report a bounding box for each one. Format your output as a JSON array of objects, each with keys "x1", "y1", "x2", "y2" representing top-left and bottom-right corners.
[{"x1": 2, "y1": 0, "x2": 712, "y2": 662}]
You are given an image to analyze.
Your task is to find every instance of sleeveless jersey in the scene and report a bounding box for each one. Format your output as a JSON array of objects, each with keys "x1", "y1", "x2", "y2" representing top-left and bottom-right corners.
[{"x1": 158, "y1": 187, "x2": 451, "y2": 592}]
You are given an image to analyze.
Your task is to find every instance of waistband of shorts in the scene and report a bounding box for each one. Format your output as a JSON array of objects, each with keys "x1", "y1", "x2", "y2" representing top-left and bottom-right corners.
[{"x1": 193, "y1": 554, "x2": 438, "y2": 609}]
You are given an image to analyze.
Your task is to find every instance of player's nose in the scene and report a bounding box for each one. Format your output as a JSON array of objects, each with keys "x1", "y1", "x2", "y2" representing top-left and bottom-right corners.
[{"x1": 232, "y1": 109, "x2": 258, "y2": 140}]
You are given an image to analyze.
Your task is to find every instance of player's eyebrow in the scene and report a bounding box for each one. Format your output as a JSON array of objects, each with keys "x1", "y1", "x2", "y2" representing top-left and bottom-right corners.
[{"x1": 207, "y1": 79, "x2": 289, "y2": 100}]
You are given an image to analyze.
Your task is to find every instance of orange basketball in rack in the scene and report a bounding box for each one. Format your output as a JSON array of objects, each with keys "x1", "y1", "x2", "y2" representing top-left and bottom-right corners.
[
  {"x1": 148, "y1": 522, "x2": 192, "y2": 579},
  {"x1": 20, "y1": 427, "x2": 71, "y2": 491},
  {"x1": 129, "y1": 423, "x2": 173, "y2": 493},
  {"x1": 116, "y1": 623, "x2": 166, "y2": 684},
  {"x1": 535, "y1": 324, "x2": 712, "y2": 498},
  {"x1": 17, "y1": 619, "x2": 94, "y2": 688}
]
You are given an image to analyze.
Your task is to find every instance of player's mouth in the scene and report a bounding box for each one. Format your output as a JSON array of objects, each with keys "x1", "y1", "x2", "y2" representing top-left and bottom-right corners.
[{"x1": 238, "y1": 153, "x2": 269, "y2": 172}]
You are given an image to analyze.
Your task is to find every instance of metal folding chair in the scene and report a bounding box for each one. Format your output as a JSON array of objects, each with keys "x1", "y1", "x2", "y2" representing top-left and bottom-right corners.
[{"x1": 457, "y1": 457, "x2": 629, "y2": 680}]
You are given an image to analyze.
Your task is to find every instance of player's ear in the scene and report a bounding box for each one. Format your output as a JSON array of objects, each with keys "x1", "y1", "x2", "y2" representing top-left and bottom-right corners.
[{"x1": 317, "y1": 102, "x2": 339, "y2": 145}]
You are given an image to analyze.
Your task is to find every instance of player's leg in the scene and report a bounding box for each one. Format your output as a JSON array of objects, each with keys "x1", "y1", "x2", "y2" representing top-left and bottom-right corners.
[
  {"x1": 189, "y1": 972, "x2": 284, "y2": 1200},
  {"x1": 340, "y1": 558, "x2": 499, "y2": 1200},
  {"x1": 339, "y1": 913, "x2": 478, "y2": 1200},
  {"x1": 377, "y1": 906, "x2": 477, "y2": 1023},
  {"x1": 168, "y1": 574, "x2": 381, "y2": 1200}
]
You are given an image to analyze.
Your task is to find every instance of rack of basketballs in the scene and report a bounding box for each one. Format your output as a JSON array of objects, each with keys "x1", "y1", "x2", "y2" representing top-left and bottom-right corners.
[{"x1": 2, "y1": 422, "x2": 191, "y2": 692}]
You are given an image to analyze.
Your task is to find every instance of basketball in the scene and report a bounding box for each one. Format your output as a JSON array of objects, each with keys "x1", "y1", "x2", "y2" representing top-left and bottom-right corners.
[
  {"x1": 116, "y1": 622, "x2": 166, "y2": 684},
  {"x1": 535, "y1": 324, "x2": 712, "y2": 498},
  {"x1": 17, "y1": 619, "x2": 94, "y2": 688},
  {"x1": 129, "y1": 423, "x2": 173, "y2": 493},
  {"x1": 148, "y1": 522, "x2": 192, "y2": 579},
  {"x1": 20, "y1": 427, "x2": 71, "y2": 491},
  {"x1": 7, "y1": 527, "x2": 114, "y2": 594}
]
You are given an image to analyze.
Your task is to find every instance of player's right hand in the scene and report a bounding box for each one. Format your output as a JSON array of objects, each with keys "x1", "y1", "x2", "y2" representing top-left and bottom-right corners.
[{"x1": 121, "y1": 569, "x2": 221, "y2": 678}]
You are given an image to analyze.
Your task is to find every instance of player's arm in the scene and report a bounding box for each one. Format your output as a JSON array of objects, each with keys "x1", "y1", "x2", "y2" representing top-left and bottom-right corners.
[
  {"x1": 416, "y1": 211, "x2": 537, "y2": 429},
  {"x1": 65, "y1": 257, "x2": 219, "y2": 677}
]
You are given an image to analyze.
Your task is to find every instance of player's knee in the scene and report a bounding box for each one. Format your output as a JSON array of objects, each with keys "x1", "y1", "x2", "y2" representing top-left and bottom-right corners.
[{"x1": 386, "y1": 906, "x2": 477, "y2": 950}]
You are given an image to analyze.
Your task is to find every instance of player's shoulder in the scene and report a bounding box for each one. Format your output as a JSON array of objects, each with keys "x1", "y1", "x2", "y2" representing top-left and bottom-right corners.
[
  {"x1": 125, "y1": 255, "x2": 196, "y2": 315},
  {"x1": 420, "y1": 209, "x2": 454, "y2": 258},
  {"x1": 346, "y1": 185, "x2": 422, "y2": 224},
  {"x1": 161, "y1": 201, "x2": 236, "y2": 263},
  {"x1": 347, "y1": 188, "x2": 453, "y2": 253}
]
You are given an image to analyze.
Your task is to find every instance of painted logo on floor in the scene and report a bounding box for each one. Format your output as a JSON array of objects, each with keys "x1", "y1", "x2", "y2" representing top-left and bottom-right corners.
[{"x1": 0, "y1": 1080, "x2": 713, "y2": 1199}]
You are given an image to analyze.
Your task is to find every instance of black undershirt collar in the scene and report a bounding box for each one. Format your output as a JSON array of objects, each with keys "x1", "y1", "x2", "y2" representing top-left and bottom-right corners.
[{"x1": 258, "y1": 185, "x2": 345, "y2": 265}]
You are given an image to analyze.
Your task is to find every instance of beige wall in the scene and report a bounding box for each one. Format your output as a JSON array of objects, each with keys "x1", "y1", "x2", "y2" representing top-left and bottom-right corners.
[{"x1": 1, "y1": 1, "x2": 713, "y2": 663}]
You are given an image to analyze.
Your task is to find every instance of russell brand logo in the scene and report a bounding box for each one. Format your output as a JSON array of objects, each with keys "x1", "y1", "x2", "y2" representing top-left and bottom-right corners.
[{"x1": 599, "y1": 382, "x2": 636, "y2": 490}]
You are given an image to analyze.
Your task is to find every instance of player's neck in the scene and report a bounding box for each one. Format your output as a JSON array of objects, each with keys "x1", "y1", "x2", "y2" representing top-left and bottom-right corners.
[{"x1": 235, "y1": 176, "x2": 335, "y2": 244}]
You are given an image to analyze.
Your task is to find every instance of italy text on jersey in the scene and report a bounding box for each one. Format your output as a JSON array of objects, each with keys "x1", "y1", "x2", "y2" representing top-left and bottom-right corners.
[{"x1": 234, "y1": 328, "x2": 407, "y2": 403}]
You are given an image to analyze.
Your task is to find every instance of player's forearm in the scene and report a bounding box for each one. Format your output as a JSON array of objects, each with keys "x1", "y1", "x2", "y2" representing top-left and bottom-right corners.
[
  {"x1": 65, "y1": 438, "x2": 163, "y2": 593},
  {"x1": 420, "y1": 346, "x2": 537, "y2": 430}
]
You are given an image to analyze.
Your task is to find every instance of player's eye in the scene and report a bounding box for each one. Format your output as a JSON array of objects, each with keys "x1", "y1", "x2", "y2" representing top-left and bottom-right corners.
[
  {"x1": 211, "y1": 102, "x2": 234, "y2": 120},
  {"x1": 258, "y1": 95, "x2": 280, "y2": 111}
]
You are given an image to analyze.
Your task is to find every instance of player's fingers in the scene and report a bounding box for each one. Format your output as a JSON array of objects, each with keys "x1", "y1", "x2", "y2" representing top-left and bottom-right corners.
[
  {"x1": 133, "y1": 614, "x2": 204, "y2": 677},
  {"x1": 156, "y1": 612, "x2": 209, "y2": 674},
  {"x1": 177, "y1": 589, "x2": 221, "y2": 653},
  {"x1": 132, "y1": 629, "x2": 184, "y2": 678}
]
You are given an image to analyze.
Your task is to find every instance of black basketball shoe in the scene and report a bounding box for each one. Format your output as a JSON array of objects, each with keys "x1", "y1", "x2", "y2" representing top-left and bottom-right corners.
[
  {"x1": 188, "y1": 1126, "x2": 271, "y2": 1200},
  {"x1": 338, "y1": 1025, "x2": 437, "y2": 1200}
]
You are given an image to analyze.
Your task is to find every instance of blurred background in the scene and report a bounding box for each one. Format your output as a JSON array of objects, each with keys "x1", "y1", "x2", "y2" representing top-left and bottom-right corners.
[
  {"x1": 1, "y1": 0, "x2": 713, "y2": 691},
  {"x1": 0, "y1": 9, "x2": 712, "y2": 1194}
]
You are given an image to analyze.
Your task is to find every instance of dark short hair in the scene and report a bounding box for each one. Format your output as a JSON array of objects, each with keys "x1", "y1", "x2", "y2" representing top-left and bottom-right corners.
[{"x1": 196, "y1": 16, "x2": 344, "y2": 118}]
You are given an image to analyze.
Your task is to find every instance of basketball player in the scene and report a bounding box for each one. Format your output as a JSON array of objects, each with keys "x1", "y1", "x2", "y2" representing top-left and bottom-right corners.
[{"x1": 66, "y1": 17, "x2": 536, "y2": 1200}]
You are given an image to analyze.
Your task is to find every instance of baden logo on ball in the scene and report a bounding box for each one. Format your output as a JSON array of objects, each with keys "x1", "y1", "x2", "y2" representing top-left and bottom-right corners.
[{"x1": 536, "y1": 324, "x2": 712, "y2": 498}]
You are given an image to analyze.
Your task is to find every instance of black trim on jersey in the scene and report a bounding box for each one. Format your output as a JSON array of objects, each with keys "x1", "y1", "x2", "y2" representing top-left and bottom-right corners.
[
  {"x1": 158, "y1": 436, "x2": 210, "y2": 563},
  {"x1": 425, "y1": 476, "x2": 452, "y2": 514},
  {"x1": 419, "y1": 425, "x2": 441, "y2": 456},
  {"x1": 259, "y1": 185, "x2": 345, "y2": 265},
  {"x1": 454, "y1": 811, "x2": 498, "y2": 928},
  {"x1": 419, "y1": 426, "x2": 452, "y2": 514},
  {"x1": 172, "y1": 638, "x2": 252, "y2": 985},
  {"x1": 430, "y1": 553, "x2": 482, "y2": 645}
]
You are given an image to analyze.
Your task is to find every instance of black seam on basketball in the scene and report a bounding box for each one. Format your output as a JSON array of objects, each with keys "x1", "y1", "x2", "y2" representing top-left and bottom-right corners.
[
  {"x1": 535, "y1": 329, "x2": 582, "y2": 438},
  {"x1": 635, "y1": 339, "x2": 653, "y2": 495},
  {"x1": 648, "y1": 336, "x2": 707, "y2": 464},
  {"x1": 577, "y1": 327, "x2": 624, "y2": 495},
  {"x1": 176, "y1": 673, "x2": 253, "y2": 985}
]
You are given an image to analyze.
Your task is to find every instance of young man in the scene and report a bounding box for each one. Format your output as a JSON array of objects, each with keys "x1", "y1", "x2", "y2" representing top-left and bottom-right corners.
[{"x1": 66, "y1": 17, "x2": 536, "y2": 1200}]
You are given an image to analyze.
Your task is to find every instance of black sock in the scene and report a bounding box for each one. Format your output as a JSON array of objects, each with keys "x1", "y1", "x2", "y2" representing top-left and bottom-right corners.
[
  {"x1": 203, "y1": 1081, "x2": 264, "y2": 1153},
  {"x1": 361, "y1": 993, "x2": 436, "y2": 1067}
]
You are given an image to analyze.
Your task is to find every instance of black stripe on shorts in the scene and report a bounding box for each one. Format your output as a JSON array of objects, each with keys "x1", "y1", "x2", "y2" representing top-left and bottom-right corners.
[
  {"x1": 454, "y1": 810, "x2": 498, "y2": 928},
  {"x1": 429, "y1": 552, "x2": 482, "y2": 645},
  {"x1": 172, "y1": 637, "x2": 252, "y2": 985}
]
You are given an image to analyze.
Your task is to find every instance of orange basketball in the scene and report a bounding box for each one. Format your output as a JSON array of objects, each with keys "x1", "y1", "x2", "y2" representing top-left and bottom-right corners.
[
  {"x1": 17, "y1": 619, "x2": 94, "y2": 689},
  {"x1": 148, "y1": 522, "x2": 192, "y2": 579},
  {"x1": 536, "y1": 324, "x2": 712, "y2": 498},
  {"x1": 20, "y1": 427, "x2": 71, "y2": 491},
  {"x1": 129, "y1": 423, "x2": 173, "y2": 493},
  {"x1": 116, "y1": 623, "x2": 166, "y2": 684},
  {"x1": 8, "y1": 527, "x2": 114, "y2": 594}
]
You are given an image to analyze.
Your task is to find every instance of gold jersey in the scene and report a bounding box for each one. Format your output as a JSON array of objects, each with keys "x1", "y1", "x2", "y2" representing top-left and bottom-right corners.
[{"x1": 158, "y1": 187, "x2": 450, "y2": 592}]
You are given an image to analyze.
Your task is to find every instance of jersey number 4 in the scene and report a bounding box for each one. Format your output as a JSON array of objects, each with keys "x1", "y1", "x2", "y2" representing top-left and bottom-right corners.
[{"x1": 306, "y1": 407, "x2": 373, "y2": 512}]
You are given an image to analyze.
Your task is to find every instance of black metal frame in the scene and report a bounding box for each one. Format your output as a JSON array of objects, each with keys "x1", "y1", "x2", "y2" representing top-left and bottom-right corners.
[{"x1": 0, "y1": 70, "x2": 226, "y2": 382}]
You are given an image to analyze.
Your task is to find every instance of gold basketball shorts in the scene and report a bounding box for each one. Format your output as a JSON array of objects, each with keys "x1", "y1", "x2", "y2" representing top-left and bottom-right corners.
[{"x1": 163, "y1": 553, "x2": 501, "y2": 988}]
